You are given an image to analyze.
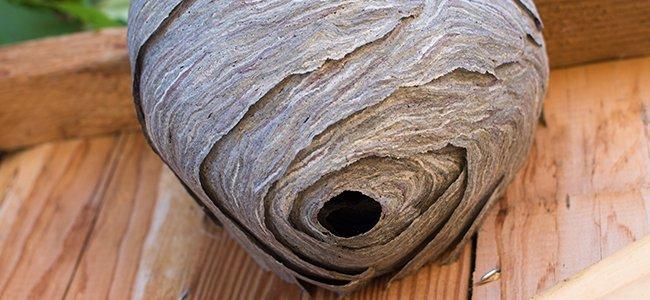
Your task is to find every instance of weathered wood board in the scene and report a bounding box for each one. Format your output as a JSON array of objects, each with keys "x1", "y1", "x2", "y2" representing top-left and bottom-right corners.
[
  {"x1": 536, "y1": 235, "x2": 650, "y2": 299},
  {"x1": 473, "y1": 57, "x2": 650, "y2": 299},
  {"x1": 540, "y1": 0, "x2": 650, "y2": 67},
  {"x1": 1, "y1": 0, "x2": 650, "y2": 151},
  {"x1": 0, "y1": 29, "x2": 137, "y2": 151},
  {"x1": 0, "y1": 42, "x2": 649, "y2": 300}
]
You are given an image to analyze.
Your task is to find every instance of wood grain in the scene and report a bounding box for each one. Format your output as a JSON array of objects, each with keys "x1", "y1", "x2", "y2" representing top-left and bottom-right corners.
[
  {"x1": 56, "y1": 133, "x2": 306, "y2": 299},
  {"x1": 0, "y1": 132, "x2": 472, "y2": 299},
  {"x1": 535, "y1": 235, "x2": 650, "y2": 299},
  {"x1": 344, "y1": 244, "x2": 472, "y2": 300},
  {"x1": 539, "y1": 0, "x2": 650, "y2": 68},
  {"x1": 0, "y1": 135, "x2": 123, "y2": 299},
  {"x1": 0, "y1": 28, "x2": 137, "y2": 151},
  {"x1": 472, "y1": 57, "x2": 650, "y2": 299},
  {"x1": 1, "y1": 1, "x2": 649, "y2": 151}
]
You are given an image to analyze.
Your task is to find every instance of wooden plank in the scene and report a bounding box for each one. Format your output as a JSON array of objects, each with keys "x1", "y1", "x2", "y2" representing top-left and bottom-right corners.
[
  {"x1": 63, "y1": 133, "x2": 165, "y2": 299},
  {"x1": 539, "y1": 0, "x2": 650, "y2": 68},
  {"x1": 0, "y1": 29, "x2": 137, "y2": 151},
  {"x1": 535, "y1": 235, "x2": 650, "y2": 299},
  {"x1": 1, "y1": 1, "x2": 649, "y2": 151},
  {"x1": 64, "y1": 133, "x2": 472, "y2": 299},
  {"x1": 343, "y1": 244, "x2": 472, "y2": 300},
  {"x1": 60, "y1": 134, "x2": 305, "y2": 299},
  {"x1": 0, "y1": 131, "x2": 473, "y2": 299},
  {"x1": 472, "y1": 57, "x2": 650, "y2": 299},
  {"x1": 0, "y1": 135, "x2": 124, "y2": 299}
]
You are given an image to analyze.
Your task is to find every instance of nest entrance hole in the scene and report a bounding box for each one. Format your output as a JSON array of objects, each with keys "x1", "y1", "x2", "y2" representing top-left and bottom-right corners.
[{"x1": 317, "y1": 191, "x2": 381, "y2": 238}]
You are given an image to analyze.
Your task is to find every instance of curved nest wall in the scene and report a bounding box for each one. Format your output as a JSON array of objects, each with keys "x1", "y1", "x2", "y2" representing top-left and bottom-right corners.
[{"x1": 128, "y1": 0, "x2": 548, "y2": 293}]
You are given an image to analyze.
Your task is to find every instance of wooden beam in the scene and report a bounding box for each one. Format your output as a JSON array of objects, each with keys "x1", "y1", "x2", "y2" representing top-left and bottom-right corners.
[
  {"x1": 539, "y1": 0, "x2": 650, "y2": 68},
  {"x1": 1, "y1": 1, "x2": 649, "y2": 151},
  {"x1": 0, "y1": 29, "x2": 137, "y2": 151},
  {"x1": 535, "y1": 235, "x2": 650, "y2": 299}
]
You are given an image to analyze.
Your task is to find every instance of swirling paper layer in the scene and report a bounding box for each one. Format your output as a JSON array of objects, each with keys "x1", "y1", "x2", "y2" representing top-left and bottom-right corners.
[{"x1": 128, "y1": 0, "x2": 548, "y2": 293}]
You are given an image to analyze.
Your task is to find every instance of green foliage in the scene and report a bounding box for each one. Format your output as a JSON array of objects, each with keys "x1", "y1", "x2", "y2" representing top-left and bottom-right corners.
[
  {"x1": 0, "y1": 0, "x2": 129, "y2": 45},
  {"x1": 95, "y1": 0, "x2": 129, "y2": 23},
  {"x1": 0, "y1": 0, "x2": 80, "y2": 44}
]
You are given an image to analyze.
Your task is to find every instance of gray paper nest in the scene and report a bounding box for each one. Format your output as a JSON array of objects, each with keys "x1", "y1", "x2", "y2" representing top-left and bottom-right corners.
[{"x1": 128, "y1": 0, "x2": 548, "y2": 294}]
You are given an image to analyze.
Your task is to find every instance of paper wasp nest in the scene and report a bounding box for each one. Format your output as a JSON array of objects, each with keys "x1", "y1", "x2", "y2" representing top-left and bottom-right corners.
[{"x1": 128, "y1": 0, "x2": 548, "y2": 293}]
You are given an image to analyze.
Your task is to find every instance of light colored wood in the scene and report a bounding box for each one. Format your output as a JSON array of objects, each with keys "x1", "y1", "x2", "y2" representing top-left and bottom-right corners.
[
  {"x1": 1, "y1": 1, "x2": 648, "y2": 151},
  {"x1": 344, "y1": 244, "x2": 472, "y2": 300},
  {"x1": 0, "y1": 132, "x2": 472, "y2": 299},
  {"x1": 472, "y1": 57, "x2": 650, "y2": 299},
  {"x1": 0, "y1": 28, "x2": 137, "y2": 151},
  {"x1": 0, "y1": 135, "x2": 123, "y2": 299},
  {"x1": 535, "y1": 235, "x2": 650, "y2": 299}
]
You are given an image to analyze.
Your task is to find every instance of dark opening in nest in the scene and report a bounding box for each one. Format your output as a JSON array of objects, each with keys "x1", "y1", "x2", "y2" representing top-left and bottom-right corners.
[{"x1": 317, "y1": 191, "x2": 382, "y2": 238}]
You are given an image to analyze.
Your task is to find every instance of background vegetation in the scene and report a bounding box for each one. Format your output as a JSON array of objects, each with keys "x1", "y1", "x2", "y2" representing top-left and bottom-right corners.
[{"x1": 0, "y1": 0, "x2": 128, "y2": 45}]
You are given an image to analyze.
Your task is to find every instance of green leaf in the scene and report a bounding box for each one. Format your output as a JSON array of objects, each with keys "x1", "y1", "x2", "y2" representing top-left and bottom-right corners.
[
  {"x1": 6, "y1": 0, "x2": 126, "y2": 29},
  {"x1": 0, "y1": 0, "x2": 82, "y2": 45},
  {"x1": 0, "y1": 0, "x2": 129, "y2": 45},
  {"x1": 94, "y1": 0, "x2": 129, "y2": 23},
  {"x1": 53, "y1": 1, "x2": 123, "y2": 28}
]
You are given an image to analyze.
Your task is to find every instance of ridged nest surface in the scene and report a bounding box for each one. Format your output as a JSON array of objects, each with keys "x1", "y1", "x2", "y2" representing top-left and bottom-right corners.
[{"x1": 128, "y1": 0, "x2": 548, "y2": 293}]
